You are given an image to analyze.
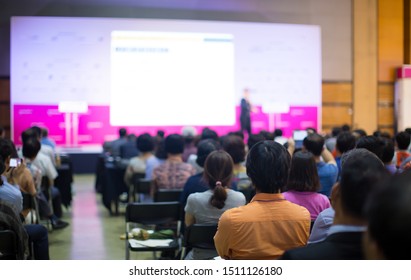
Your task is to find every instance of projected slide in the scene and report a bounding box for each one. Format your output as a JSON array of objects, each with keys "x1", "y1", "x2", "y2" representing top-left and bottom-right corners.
[
  {"x1": 11, "y1": 17, "x2": 321, "y2": 147},
  {"x1": 110, "y1": 31, "x2": 235, "y2": 126}
]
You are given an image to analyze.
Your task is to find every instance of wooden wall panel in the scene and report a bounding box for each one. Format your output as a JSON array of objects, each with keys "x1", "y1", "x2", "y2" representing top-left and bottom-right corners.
[
  {"x1": 378, "y1": 0, "x2": 404, "y2": 82},
  {"x1": 0, "y1": 79, "x2": 10, "y2": 102},
  {"x1": 322, "y1": 106, "x2": 352, "y2": 127},
  {"x1": 378, "y1": 83, "x2": 395, "y2": 103},
  {"x1": 378, "y1": 106, "x2": 394, "y2": 126},
  {"x1": 353, "y1": 0, "x2": 378, "y2": 134},
  {"x1": 322, "y1": 83, "x2": 352, "y2": 104}
]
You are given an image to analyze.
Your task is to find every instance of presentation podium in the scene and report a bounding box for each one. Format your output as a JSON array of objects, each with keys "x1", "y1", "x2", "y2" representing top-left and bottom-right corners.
[{"x1": 395, "y1": 65, "x2": 411, "y2": 132}]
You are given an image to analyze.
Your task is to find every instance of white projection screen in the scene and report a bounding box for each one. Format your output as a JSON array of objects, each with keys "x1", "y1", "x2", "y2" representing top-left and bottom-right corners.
[{"x1": 11, "y1": 16, "x2": 321, "y2": 147}]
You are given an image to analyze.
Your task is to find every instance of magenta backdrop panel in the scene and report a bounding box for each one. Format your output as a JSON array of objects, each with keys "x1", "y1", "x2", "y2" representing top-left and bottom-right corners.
[{"x1": 13, "y1": 105, "x2": 318, "y2": 147}]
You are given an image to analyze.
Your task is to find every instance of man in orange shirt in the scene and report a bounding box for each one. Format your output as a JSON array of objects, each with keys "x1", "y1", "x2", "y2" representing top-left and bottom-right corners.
[{"x1": 214, "y1": 141, "x2": 310, "y2": 259}]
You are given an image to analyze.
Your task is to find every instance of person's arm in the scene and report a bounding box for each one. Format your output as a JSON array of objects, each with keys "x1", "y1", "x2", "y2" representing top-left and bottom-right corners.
[
  {"x1": 321, "y1": 147, "x2": 337, "y2": 165},
  {"x1": 185, "y1": 213, "x2": 196, "y2": 227},
  {"x1": 214, "y1": 211, "x2": 232, "y2": 259}
]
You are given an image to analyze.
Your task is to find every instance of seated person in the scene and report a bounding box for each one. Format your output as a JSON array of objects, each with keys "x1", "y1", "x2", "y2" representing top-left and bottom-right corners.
[
  {"x1": 152, "y1": 134, "x2": 196, "y2": 195},
  {"x1": 214, "y1": 141, "x2": 310, "y2": 260},
  {"x1": 283, "y1": 151, "x2": 330, "y2": 221},
  {"x1": 124, "y1": 133, "x2": 155, "y2": 186},
  {"x1": 393, "y1": 131, "x2": 411, "y2": 169},
  {"x1": 184, "y1": 150, "x2": 246, "y2": 259},
  {"x1": 281, "y1": 149, "x2": 388, "y2": 260},
  {"x1": 364, "y1": 170, "x2": 411, "y2": 259}
]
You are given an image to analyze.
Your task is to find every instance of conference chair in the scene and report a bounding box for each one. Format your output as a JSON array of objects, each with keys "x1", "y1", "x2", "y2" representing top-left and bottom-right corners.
[
  {"x1": 128, "y1": 173, "x2": 148, "y2": 202},
  {"x1": 22, "y1": 192, "x2": 39, "y2": 224},
  {"x1": 154, "y1": 189, "x2": 182, "y2": 202},
  {"x1": 180, "y1": 223, "x2": 218, "y2": 260},
  {"x1": 0, "y1": 230, "x2": 18, "y2": 260},
  {"x1": 125, "y1": 201, "x2": 182, "y2": 260}
]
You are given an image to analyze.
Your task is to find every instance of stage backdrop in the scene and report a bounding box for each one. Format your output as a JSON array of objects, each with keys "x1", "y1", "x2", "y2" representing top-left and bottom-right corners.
[{"x1": 11, "y1": 16, "x2": 321, "y2": 147}]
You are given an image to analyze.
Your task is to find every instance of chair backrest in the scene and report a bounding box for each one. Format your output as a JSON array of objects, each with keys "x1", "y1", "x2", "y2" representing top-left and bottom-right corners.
[
  {"x1": 126, "y1": 201, "x2": 181, "y2": 226},
  {"x1": 22, "y1": 192, "x2": 35, "y2": 210},
  {"x1": 134, "y1": 177, "x2": 151, "y2": 194},
  {"x1": 154, "y1": 189, "x2": 182, "y2": 202},
  {"x1": 0, "y1": 230, "x2": 18, "y2": 260},
  {"x1": 183, "y1": 224, "x2": 218, "y2": 250}
]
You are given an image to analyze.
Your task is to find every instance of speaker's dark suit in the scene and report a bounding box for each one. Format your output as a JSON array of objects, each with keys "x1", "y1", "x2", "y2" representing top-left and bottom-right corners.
[{"x1": 280, "y1": 231, "x2": 364, "y2": 260}]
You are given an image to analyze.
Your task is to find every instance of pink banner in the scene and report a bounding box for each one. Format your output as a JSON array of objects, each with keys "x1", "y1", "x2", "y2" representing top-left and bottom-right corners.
[{"x1": 13, "y1": 105, "x2": 318, "y2": 147}]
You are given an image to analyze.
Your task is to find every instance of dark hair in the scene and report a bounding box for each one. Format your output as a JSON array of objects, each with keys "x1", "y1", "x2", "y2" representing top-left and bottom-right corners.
[
  {"x1": 119, "y1": 128, "x2": 127, "y2": 138},
  {"x1": 365, "y1": 171, "x2": 411, "y2": 259},
  {"x1": 341, "y1": 124, "x2": 351, "y2": 132},
  {"x1": 22, "y1": 137, "x2": 41, "y2": 159},
  {"x1": 0, "y1": 155, "x2": 4, "y2": 185},
  {"x1": 31, "y1": 126, "x2": 42, "y2": 138},
  {"x1": 229, "y1": 131, "x2": 244, "y2": 140},
  {"x1": 274, "y1": 129, "x2": 283, "y2": 137},
  {"x1": 259, "y1": 130, "x2": 273, "y2": 140},
  {"x1": 156, "y1": 130, "x2": 165, "y2": 138},
  {"x1": 154, "y1": 139, "x2": 167, "y2": 160},
  {"x1": 222, "y1": 135, "x2": 246, "y2": 164},
  {"x1": 336, "y1": 131, "x2": 356, "y2": 154},
  {"x1": 331, "y1": 127, "x2": 342, "y2": 137},
  {"x1": 203, "y1": 151, "x2": 233, "y2": 209},
  {"x1": 196, "y1": 139, "x2": 220, "y2": 167},
  {"x1": 303, "y1": 133, "x2": 324, "y2": 156},
  {"x1": 405, "y1": 128, "x2": 411, "y2": 135},
  {"x1": 41, "y1": 128, "x2": 48, "y2": 137},
  {"x1": 395, "y1": 131, "x2": 411, "y2": 150},
  {"x1": 21, "y1": 128, "x2": 39, "y2": 143},
  {"x1": 136, "y1": 133, "x2": 154, "y2": 153},
  {"x1": 339, "y1": 149, "x2": 387, "y2": 219},
  {"x1": 201, "y1": 128, "x2": 218, "y2": 141},
  {"x1": 287, "y1": 151, "x2": 320, "y2": 192},
  {"x1": 0, "y1": 138, "x2": 13, "y2": 163},
  {"x1": 353, "y1": 129, "x2": 367, "y2": 138},
  {"x1": 380, "y1": 138, "x2": 395, "y2": 164},
  {"x1": 164, "y1": 134, "x2": 184, "y2": 155},
  {"x1": 246, "y1": 141, "x2": 291, "y2": 193},
  {"x1": 356, "y1": 136, "x2": 384, "y2": 160},
  {"x1": 247, "y1": 134, "x2": 265, "y2": 151}
]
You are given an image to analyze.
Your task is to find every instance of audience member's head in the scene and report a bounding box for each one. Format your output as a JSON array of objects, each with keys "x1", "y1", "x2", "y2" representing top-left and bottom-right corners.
[
  {"x1": 336, "y1": 131, "x2": 356, "y2": 154},
  {"x1": 154, "y1": 139, "x2": 167, "y2": 160},
  {"x1": 395, "y1": 131, "x2": 411, "y2": 150},
  {"x1": 222, "y1": 135, "x2": 246, "y2": 164},
  {"x1": 356, "y1": 136, "x2": 384, "y2": 160},
  {"x1": 364, "y1": 171, "x2": 411, "y2": 259},
  {"x1": 41, "y1": 127, "x2": 49, "y2": 138},
  {"x1": 229, "y1": 131, "x2": 244, "y2": 140},
  {"x1": 136, "y1": 133, "x2": 154, "y2": 153},
  {"x1": 303, "y1": 133, "x2": 324, "y2": 157},
  {"x1": 336, "y1": 148, "x2": 386, "y2": 222},
  {"x1": 164, "y1": 134, "x2": 184, "y2": 155},
  {"x1": 119, "y1": 128, "x2": 127, "y2": 138},
  {"x1": 156, "y1": 130, "x2": 165, "y2": 139},
  {"x1": 286, "y1": 151, "x2": 320, "y2": 192},
  {"x1": 341, "y1": 124, "x2": 351, "y2": 132},
  {"x1": 30, "y1": 126, "x2": 42, "y2": 138},
  {"x1": 0, "y1": 138, "x2": 14, "y2": 167},
  {"x1": 21, "y1": 128, "x2": 39, "y2": 143},
  {"x1": 380, "y1": 138, "x2": 395, "y2": 164},
  {"x1": 405, "y1": 128, "x2": 411, "y2": 135},
  {"x1": 274, "y1": 129, "x2": 283, "y2": 138},
  {"x1": 331, "y1": 127, "x2": 342, "y2": 137},
  {"x1": 306, "y1": 127, "x2": 317, "y2": 135},
  {"x1": 201, "y1": 128, "x2": 218, "y2": 141},
  {"x1": 196, "y1": 139, "x2": 220, "y2": 168},
  {"x1": 182, "y1": 126, "x2": 197, "y2": 145},
  {"x1": 247, "y1": 134, "x2": 265, "y2": 151},
  {"x1": 352, "y1": 129, "x2": 367, "y2": 139},
  {"x1": 22, "y1": 137, "x2": 41, "y2": 160},
  {"x1": 259, "y1": 130, "x2": 273, "y2": 140},
  {"x1": 246, "y1": 141, "x2": 291, "y2": 193},
  {"x1": 0, "y1": 155, "x2": 4, "y2": 184},
  {"x1": 203, "y1": 150, "x2": 234, "y2": 209}
]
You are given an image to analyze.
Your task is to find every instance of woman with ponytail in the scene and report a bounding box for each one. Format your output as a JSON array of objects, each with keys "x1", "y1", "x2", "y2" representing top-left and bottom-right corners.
[{"x1": 184, "y1": 150, "x2": 246, "y2": 259}]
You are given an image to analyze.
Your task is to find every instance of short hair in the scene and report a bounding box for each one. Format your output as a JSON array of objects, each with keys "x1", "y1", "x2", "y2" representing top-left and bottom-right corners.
[
  {"x1": 356, "y1": 136, "x2": 384, "y2": 160},
  {"x1": 136, "y1": 133, "x2": 154, "y2": 153},
  {"x1": 247, "y1": 134, "x2": 265, "y2": 151},
  {"x1": 380, "y1": 138, "x2": 395, "y2": 164},
  {"x1": 336, "y1": 132, "x2": 356, "y2": 154},
  {"x1": 22, "y1": 137, "x2": 41, "y2": 159},
  {"x1": 201, "y1": 128, "x2": 218, "y2": 141},
  {"x1": 365, "y1": 171, "x2": 411, "y2": 259},
  {"x1": 164, "y1": 134, "x2": 184, "y2": 155},
  {"x1": 0, "y1": 138, "x2": 14, "y2": 162},
  {"x1": 286, "y1": 151, "x2": 320, "y2": 192},
  {"x1": 203, "y1": 150, "x2": 233, "y2": 209},
  {"x1": 246, "y1": 141, "x2": 291, "y2": 193},
  {"x1": 395, "y1": 131, "x2": 411, "y2": 150},
  {"x1": 303, "y1": 133, "x2": 324, "y2": 156},
  {"x1": 196, "y1": 139, "x2": 220, "y2": 167},
  {"x1": 405, "y1": 128, "x2": 411, "y2": 135},
  {"x1": 154, "y1": 139, "x2": 167, "y2": 159},
  {"x1": 274, "y1": 129, "x2": 283, "y2": 137},
  {"x1": 331, "y1": 127, "x2": 342, "y2": 137},
  {"x1": 21, "y1": 128, "x2": 39, "y2": 143},
  {"x1": 339, "y1": 148, "x2": 386, "y2": 219},
  {"x1": 341, "y1": 124, "x2": 351, "y2": 132},
  {"x1": 119, "y1": 128, "x2": 127, "y2": 138},
  {"x1": 41, "y1": 127, "x2": 48, "y2": 137},
  {"x1": 30, "y1": 126, "x2": 42, "y2": 138},
  {"x1": 222, "y1": 135, "x2": 246, "y2": 164}
]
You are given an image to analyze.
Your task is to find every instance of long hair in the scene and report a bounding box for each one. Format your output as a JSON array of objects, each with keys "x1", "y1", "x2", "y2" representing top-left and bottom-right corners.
[
  {"x1": 286, "y1": 151, "x2": 320, "y2": 192},
  {"x1": 203, "y1": 150, "x2": 234, "y2": 209}
]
